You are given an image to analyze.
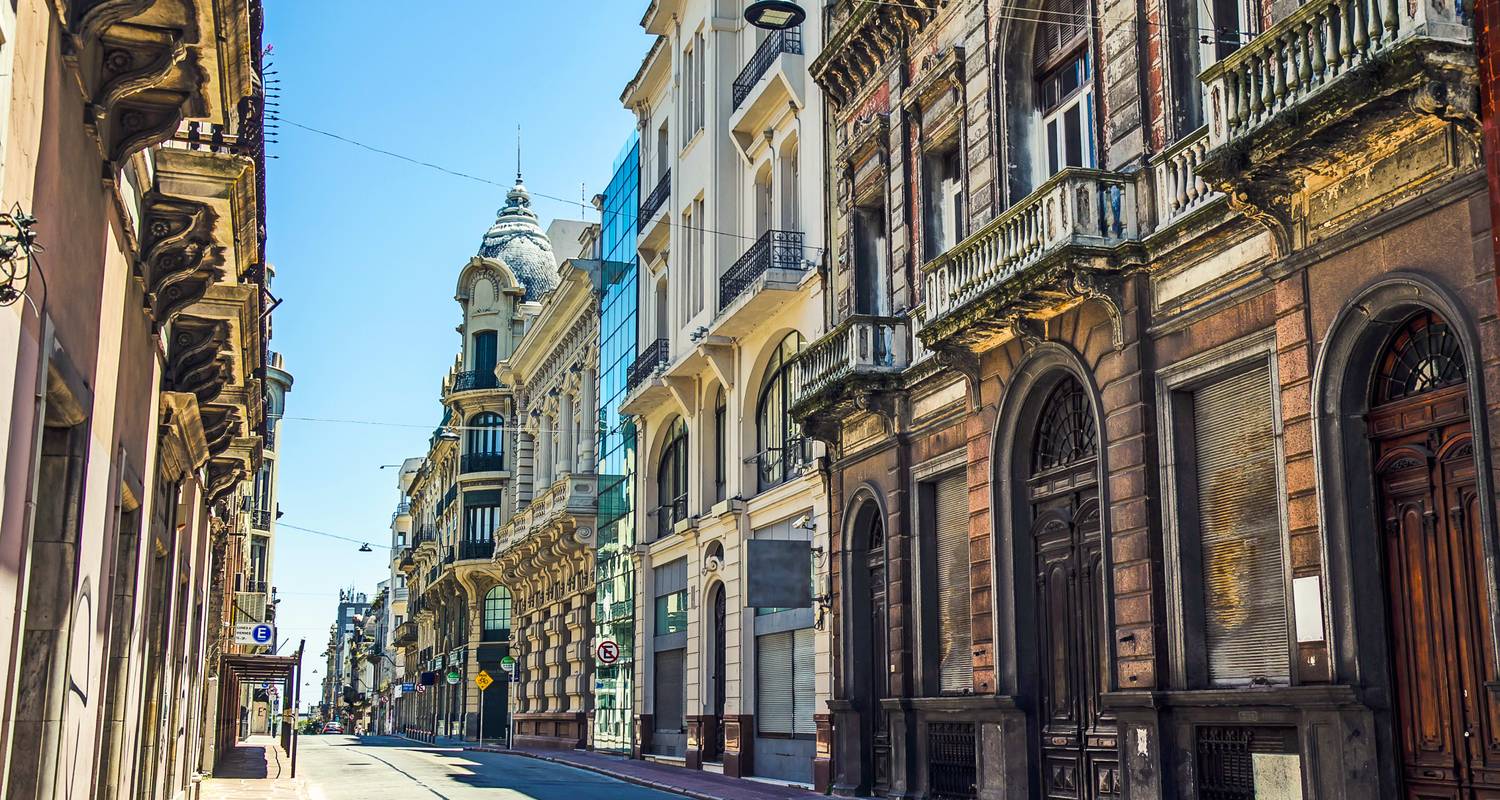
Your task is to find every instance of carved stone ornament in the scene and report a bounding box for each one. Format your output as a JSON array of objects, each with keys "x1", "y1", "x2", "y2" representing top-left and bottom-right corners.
[
  {"x1": 139, "y1": 194, "x2": 225, "y2": 328},
  {"x1": 165, "y1": 315, "x2": 232, "y2": 405},
  {"x1": 204, "y1": 456, "x2": 245, "y2": 505},
  {"x1": 69, "y1": 0, "x2": 209, "y2": 167},
  {"x1": 931, "y1": 343, "x2": 983, "y2": 405},
  {"x1": 199, "y1": 404, "x2": 241, "y2": 459},
  {"x1": 1065, "y1": 270, "x2": 1128, "y2": 351}
]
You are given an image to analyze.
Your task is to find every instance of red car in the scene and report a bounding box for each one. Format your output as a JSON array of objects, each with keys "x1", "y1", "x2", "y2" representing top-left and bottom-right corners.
[{"x1": 322, "y1": 721, "x2": 344, "y2": 734}]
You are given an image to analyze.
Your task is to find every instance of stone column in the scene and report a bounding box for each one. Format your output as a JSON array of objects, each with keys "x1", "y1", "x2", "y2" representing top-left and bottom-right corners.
[
  {"x1": 535, "y1": 419, "x2": 552, "y2": 490},
  {"x1": 557, "y1": 392, "x2": 575, "y2": 480},
  {"x1": 578, "y1": 368, "x2": 597, "y2": 471}
]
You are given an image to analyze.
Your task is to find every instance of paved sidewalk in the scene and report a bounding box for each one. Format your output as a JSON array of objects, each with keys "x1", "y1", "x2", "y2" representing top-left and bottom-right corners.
[
  {"x1": 198, "y1": 736, "x2": 307, "y2": 800},
  {"x1": 466, "y1": 745, "x2": 824, "y2": 800}
]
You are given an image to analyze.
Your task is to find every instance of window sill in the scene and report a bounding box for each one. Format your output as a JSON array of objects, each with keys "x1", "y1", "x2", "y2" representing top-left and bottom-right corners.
[{"x1": 679, "y1": 128, "x2": 704, "y2": 160}]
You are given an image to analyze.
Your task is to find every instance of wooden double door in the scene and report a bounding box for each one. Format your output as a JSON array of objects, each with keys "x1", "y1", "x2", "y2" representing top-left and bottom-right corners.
[
  {"x1": 1373, "y1": 383, "x2": 1500, "y2": 799},
  {"x1": 1029, "y1": 482, "x2": 1119, "y2": 799}
]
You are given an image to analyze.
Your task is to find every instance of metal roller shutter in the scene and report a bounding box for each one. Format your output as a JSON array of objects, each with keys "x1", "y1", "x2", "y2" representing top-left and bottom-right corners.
[
  {"x1": 1192, "y1": 364, "x2": 1291, "y2": 685},
  {"x1": 757, "y1": 631, "x2": 795, "y2": 735},
  {"x1": 935, "y1": 473, "x2": 973, "y2": 693},
  {"x1": 654, "y1": 648, "x2": 685, "y2": 732},
  {"x1": 793, "y1": 627, "x2": 816, "y2": 736}
]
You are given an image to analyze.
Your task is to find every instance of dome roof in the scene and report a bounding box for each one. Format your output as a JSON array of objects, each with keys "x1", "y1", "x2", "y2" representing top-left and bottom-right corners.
[{"x1": 478, "y1": 177, "x2": 557, "y2": 301}]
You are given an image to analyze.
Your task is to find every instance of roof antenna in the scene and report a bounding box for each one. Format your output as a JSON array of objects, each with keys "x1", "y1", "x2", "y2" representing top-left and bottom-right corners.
[{"x1": 516, "y1": 124, "x2": 522, "y2": 183}]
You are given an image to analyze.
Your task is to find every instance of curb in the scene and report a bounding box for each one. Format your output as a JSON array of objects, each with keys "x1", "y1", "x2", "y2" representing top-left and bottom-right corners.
[{"x1": 464, "y1": 746, "x2": 723, "y2": 800}]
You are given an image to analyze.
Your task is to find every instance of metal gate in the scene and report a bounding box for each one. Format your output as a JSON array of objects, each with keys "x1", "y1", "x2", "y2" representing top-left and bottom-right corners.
[{"x1": 928, "y1": 722, "x2": 978, "y2": 800}]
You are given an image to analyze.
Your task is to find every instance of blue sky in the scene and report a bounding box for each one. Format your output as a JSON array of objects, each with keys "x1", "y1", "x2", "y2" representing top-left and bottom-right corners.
[{"x1": 263, "y1": 0, "x2": 644, "y2": 696}]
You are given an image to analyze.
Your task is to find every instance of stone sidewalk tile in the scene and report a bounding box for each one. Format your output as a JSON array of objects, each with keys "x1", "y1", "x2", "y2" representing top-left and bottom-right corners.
[
  {"x1": 199, "y1": 737, "x2": 308, "y2": 800},
  {"x1": 466, "y1": 745, "x2": 824, "y2": 800}
]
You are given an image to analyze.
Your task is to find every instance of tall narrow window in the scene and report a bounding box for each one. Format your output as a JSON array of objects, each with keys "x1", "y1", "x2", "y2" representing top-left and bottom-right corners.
[
  {"x1": 657, "y1": 122, "x2": 670, "y2": 180},
  {"x1": 482, "y1": 585, "x2": 511, "y2": 642},
  {"x1": 473, "y1": 330, "x2": 498, "y2": 373},
  {"x1": 853, "y1": 203, "x2": 890, "y2": 316},
  {"x1": 779, "y1": 145, "x2": 800, "y2": 230},
  {"x1": 922, "y1": 147, "x2": 964, "y2": 261},
  {"x1": 754, "y1": 163, "x2": 774, "y2": 238},
  {"x1": 1034, "y1": 0, "x2": 1095, "y2": 178},
  {"x1": 653, "y1": 558, "x2": 689, "y2": 735},
  {"x1": 714, "y1": 387, "x2": 727, "y2": 503},
  {"x1": 929, "y1": 472, "x2": 973, "y2": 693},
  {"x1": 756, "y1": 333, "x2": 809, "y2": 491},
  {"x1": 1190, "y1": 364, "x2": 1289, "y2": 685},
  {"x1": 465, "y1": 412, "x2": 504, "y2": 472},
  {"x1": 693, "y1": 198, "x2": 706, "y2": 315},
  {"x1": 693, "y1": 32, "x2": 706, "y2": 134},
  {"x1": 657, "y1": 417, "x2": 689, "y2": 538}
]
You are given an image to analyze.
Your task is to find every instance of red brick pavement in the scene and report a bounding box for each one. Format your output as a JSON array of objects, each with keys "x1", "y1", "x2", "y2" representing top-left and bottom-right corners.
[{"x1": 465, "y1": 745, "x2": 825, "y2": 800}]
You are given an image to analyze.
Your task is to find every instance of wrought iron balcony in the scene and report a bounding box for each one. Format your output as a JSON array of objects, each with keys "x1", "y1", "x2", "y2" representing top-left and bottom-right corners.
[
  {"x1": 251, "y1": 509, "x2": 271, "y2": 530},
  {"x1": 791, "y1": 315, "x2": 910, "y2": 417},
  {"x1": 638, "y1": 169, "x2": 670, "y2": 232},
  {"x1": 656, "y1": 495, "x2": 688, "y2": 540},
  {"x1": 626, "y1": 338, "x2": 669, "y2": 395},
  {"x1": 393, "y1": 620, "x2": 417, "y2": 647},
  {"x1": 720, "y1": 229, "x2": 805, "y2": 311},
  {"x1": 733, "y1": 27, "x2": 803, "y2": 110},
  {"x1": 456, "y1": 540, "x2": 492, "y2": 562},
  {"x1": 919, "y1": 169, "x2": 1137, "y2": 350},
  {"x1": 413, "y1": 526, "x2": 436, "y2": 546},
  {"x1": 246, "y1": 579, "x2": 269, "y2": 595},
  {"x1": 755, "y1": 437, "x2": 812, "y2": 492},
  {"x1": 461, "y1": 452, "x2": 505, "y2": 473},
  {"x1": 390, "y1": 501, "x2": 411, "y2": 523},
  {"x1": 450, "y1": 369, "x2": 498, "y2": 392}
]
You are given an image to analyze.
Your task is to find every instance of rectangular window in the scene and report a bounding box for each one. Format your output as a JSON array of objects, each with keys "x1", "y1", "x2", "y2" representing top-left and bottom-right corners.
[
  {"x1": 1040, "y1": 51, "x2": 1096, "y2": 176},
  {"x1": 1190, "y1": 364, "x2": 1290, "y2": 685},
  {"x1": 929, "y1": 472, "x2": 973, "y2": 693},
  {"x1": 654, "y1": 558, "x2": 688, "y2": 636},
  {"x1": 756, "y1": 627, "x2": 816, "y2": 737},
  {"x1": 464, "y1": 504, "x2": 499, "y2": 543},
  {"x1": 693, "y1": 197, "x2": 705, "y2": 315},
  {"x1": 853, "y1": 203, "x2": 889, "y2": 316},
  {"x1": 473, "y1": 330, "x2": 498, "y2": 373},
  {"x1": 693, "y1": 32, "x2": 706, "y2": 134},
  {"x1": 922, "y1": 147, "x2": 963, "y2": 261}
]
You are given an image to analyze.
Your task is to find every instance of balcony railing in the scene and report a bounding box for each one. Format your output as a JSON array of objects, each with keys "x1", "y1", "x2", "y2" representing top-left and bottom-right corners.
[
  {"x1": 246, "y1": 579, "x2": 269, "y2": 595},
  {"x1": 1151, "y1": 126, "x2": 1220, "y2": 230},
  {"x1": 457, "y1": 540, "x2": 492, "y2": 562},
  {"x1": 442, "y1": 546, "x2": 455, "y2": 565},
  {"x1": 390, "y1": 501, "x2": 411, "y2": 523},
  {"x1": 626, "y1": 338, "x2": 670, "y2": 395},
  {"x1": 263, "y1": 426, "x2": 276, "y2": 451},
  {"x1": 922, "y1": 169, "x2": 1136, "y2": 327},
  {"x1": 720, "y1": 229, "x2": 805, "y2": 311},
  {"x1": 638, "y1": 169, "x2": 671, "y2": 231},
  {"x1": 461, "y1": 452, "x2": 504, "y2": 473},
  {"x1": 251, "y1": 509, "x2": 271, "y2": 530},
  {"x1": 1201, "y1": 0, "x2": 1470, "y2": 152},
  {"x1": 413, "y1": 527, "x2": 436, "y2": 546},
  {"x1": 450, "y1": 369, "x2": 498, "y2": 392},
  {"x1": 755, "y1": 438, "x2": 812, "y2": 492},
  {"x1": 793, "y1": 315, "x2": 910, "y2": 410},
  {"x1": 733, "y1": 27, "x2": 803, "y2": 110},
  {"x1": 656, "y1": 495, "x2": 688, "y2": 540}
]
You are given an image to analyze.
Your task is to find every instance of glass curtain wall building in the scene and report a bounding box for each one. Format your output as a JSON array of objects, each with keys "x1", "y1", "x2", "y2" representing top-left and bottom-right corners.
[{"x1": 593, "y1": 133, "x2": 640, "y2": 753}]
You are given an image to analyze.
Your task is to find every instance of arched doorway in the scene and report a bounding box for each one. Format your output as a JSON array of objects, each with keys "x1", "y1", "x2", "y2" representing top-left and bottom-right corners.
[
  {"x1": 1025, "y1": 375, "x2": 1116, "y2": 800},
  {"x1": 1367, "y1": 310, "x2": 1497, "y2": 798},
  {"x1": 707, "y1": 580, "x2": 727, "y2": 762},
  {"x1": 860, "y1": 506, "x2": 890, "y2": 794}
]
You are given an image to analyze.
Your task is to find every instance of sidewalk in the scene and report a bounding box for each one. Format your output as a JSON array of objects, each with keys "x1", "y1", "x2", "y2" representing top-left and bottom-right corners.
[
  {"x1": 198, "y1": 736, "x2": 307, "y2": 800},
  {"x1": 466, "y1": 744, "x2": 825, "y2": 800}
]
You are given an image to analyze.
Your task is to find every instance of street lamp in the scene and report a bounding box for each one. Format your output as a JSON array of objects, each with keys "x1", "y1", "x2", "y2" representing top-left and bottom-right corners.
[{"x1": 745, "y1": 0, "x2": 805, "y2": 29}]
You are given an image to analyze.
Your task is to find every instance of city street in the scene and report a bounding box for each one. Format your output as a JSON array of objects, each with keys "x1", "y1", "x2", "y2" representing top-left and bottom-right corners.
[{"x1": 297, "y1": 736, "x2": 682, "y2": 800}]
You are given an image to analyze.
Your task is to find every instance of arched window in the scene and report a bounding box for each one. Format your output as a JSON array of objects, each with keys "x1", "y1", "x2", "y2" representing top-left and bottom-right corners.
[
  {"x1": 1031, "y1": 376, "x2": 1097, "y2": 474},
  {"x1": 464, "y1": 412, "x2": 504, "y2": 473},
  {"x1": 658, "y1": 417, "x2": 689, "y2": 539},
  {"x1": 756, "y1": 332, "x2": 809, "y2": 491},
  {"x1": 482, "y1": 585, "x2": 511, "y2": 642},
  {"x1": 1374, "y1": 310, "x2": 1466, "y2": 404}
]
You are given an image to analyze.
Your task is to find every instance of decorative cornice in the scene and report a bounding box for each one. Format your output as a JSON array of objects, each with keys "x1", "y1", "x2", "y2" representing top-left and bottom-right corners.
[
  {"x1": 165, "y1": 315, "x2": 232, "y2": 405},
  {"x1": 811, "y1": 0, "x2": 940, "y2": 108}
]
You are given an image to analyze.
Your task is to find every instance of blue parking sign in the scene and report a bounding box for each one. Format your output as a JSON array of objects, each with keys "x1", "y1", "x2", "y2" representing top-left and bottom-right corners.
[{"x1": 251, "y1": 624, "x2": 274, "y2": 645}]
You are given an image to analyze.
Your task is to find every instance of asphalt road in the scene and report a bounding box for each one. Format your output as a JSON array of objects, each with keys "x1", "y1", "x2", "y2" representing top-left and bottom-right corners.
[{"x1": 297, "y1": 735, "x2": 685, "y2": 800}]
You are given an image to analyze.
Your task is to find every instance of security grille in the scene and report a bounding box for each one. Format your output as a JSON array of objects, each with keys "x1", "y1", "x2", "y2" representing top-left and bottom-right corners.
[
  {"x1": 1196, "y1": 725, "x2": 1298, "y2": 800},
  {"x1": 934, "y1": 473, "x2": 973, "y2": 693},
  {"x1": 927, "y1": 722, "x2": 977, "y2": 800}
]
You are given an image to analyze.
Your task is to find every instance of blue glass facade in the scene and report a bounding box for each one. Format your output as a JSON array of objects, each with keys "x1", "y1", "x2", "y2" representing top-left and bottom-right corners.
[{"x1": 593, "y1": 133, "x2": 640, "y2": 753}]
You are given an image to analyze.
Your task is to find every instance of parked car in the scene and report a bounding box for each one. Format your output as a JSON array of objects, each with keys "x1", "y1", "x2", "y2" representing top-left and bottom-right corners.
[{"x1": 323, "y1": 721, "x2": 343, "y2": 734}]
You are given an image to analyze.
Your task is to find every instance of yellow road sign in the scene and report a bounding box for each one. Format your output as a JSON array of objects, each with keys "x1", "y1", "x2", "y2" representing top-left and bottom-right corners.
[{"x1": 474, "y1": 670, "x2": 493, "y2": 691}]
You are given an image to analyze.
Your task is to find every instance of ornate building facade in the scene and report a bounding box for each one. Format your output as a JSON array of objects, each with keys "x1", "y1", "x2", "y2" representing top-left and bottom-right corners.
[
  {"x1": 495, "y1": 220, "x2": 602, "y2": 749},
  {"x1": 619, "y1": 0, "x2": 834, "y2": 786},
  {"x1": 796, "y1": 0, "x2": 1489, "y2": 798},
  {"x1": 0, "y1": 0, "x2": 278, "y2": 796}
]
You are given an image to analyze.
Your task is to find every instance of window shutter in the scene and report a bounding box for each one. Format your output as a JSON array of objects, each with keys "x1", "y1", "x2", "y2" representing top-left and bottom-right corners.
[
  {"x1": 793, "y1": 627, "x2": 817, "y2": 736},
  {"x1": 935, "y1": 473, "x2": 973, "y2": 693},
  {"x1": 654, "y1": 648, "x2": 685, "y2": 732},
  {"x1": 757, "y1": 631, "x2": 796, "y2": 735},
  {"x1": 1193, "y1": 364, "x2": 1291, "y2": 685}
]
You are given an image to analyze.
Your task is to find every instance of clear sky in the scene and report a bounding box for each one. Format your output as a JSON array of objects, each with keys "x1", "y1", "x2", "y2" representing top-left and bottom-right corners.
[{"x1": 263, "y1": 0, "x2": 645, "y2": 697}]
